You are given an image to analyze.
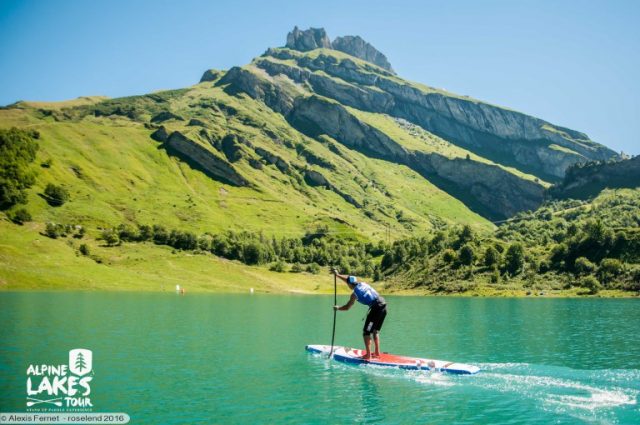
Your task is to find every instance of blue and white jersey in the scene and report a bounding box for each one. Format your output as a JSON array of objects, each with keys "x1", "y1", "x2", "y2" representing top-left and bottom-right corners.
[{"x1": 353, "y1": 282, "x2": 379, "y2": 306}]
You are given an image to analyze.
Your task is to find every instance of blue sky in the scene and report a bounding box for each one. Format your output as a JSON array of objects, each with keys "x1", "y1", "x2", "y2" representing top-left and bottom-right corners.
[{"x1": 0, "y1": 0, "x2": 638, "y2": 154}]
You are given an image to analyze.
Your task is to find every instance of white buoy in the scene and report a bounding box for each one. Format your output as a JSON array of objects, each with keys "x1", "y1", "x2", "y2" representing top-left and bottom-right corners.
[
  {"x1": 250, "y1": 287, "x2": 254, "y2": 294},
  {"x1": 176, "y1": 284, "x2": 180, "y2": 293}
]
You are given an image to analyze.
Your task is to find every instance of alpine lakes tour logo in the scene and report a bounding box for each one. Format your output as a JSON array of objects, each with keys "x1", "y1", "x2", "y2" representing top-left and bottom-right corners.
[{"x1": 26, "y1": 349, "x2": 94, "y2": 411}]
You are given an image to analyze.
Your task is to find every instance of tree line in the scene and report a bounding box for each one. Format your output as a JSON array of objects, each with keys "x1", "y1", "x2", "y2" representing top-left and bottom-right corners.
[{"x1": 100, "y1": 223, "x2": 385, "y2": 277}]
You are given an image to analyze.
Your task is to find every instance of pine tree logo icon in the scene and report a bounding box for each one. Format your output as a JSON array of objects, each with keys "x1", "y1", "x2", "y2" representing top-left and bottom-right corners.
[
  {"x1": 69, "y1": 349, "x2": 92, "y2": 376},
  {"x1": 76, "y1": 352, "x2": 87, "y2": 371}
]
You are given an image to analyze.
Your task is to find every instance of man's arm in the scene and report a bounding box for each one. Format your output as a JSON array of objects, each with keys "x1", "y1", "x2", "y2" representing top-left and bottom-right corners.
[
  {"x1": 333, "y1": 269, "x2": 349, "y2": 284},
  {"x1": 334, "y1": 293, "x2": 356, "y2": 311}
]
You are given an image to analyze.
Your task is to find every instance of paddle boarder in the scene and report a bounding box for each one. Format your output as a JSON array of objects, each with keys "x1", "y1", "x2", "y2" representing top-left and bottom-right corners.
[{"x1": 333, "y1": 270, "x2": 387, "y2": 360}]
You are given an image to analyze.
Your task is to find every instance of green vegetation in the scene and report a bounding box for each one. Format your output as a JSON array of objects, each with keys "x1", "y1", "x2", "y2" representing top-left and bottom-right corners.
[
  {"x1": 0, "y1": 220, "x2": 334, "y2": 293},
  {"x1": 85, "y1": 223, "x2": 383, "y2": 277},
  {"x1": 8, "y1": 208, "x2": 31, "y2": 225},
  {"x1": 0, "y1": 127, "x2": 39, "y2": 209},
  {"x1": 44, "y1": 222, "x2": 83, "y2": 239},
  {"x1": 43, "y1": 189, "x2": 632, "y2": 296},
  {"x1": 43, "y1": 183, "x2": 70, "y2": 206},
  {"x1": 101, "y1": 228, "x2": 120, "y2": 246},
  {"x1": 380, "y1": 189, "x2": 640, "y2": 295},
  {"x1": 79, "y1": 243, "x2": 90, "y2": 256},
  {"x1": 580, "y1": 275, "x2": 602, "y2": 295},
  {"x1": 504, "y1": 243, "x2": 525, "y2": 275},
  {"x1": 270, "y1": 260, "x2": 287, "y2": 273}
]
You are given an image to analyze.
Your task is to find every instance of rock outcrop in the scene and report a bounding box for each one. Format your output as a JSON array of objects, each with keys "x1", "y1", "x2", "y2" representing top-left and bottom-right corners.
[
  {"x1": 254, "y1": 147, "x2": 290, "y2": 173},
  {"x1": 151, "y1": 111, "x2": 183, "y2": 123},
  {"x1": 332, "y1": 35, "x2": 394, "y2": 73},
  {"x1": 220, "y1": 134, "x2": 244, "y2": 162},
  {"x1": 411, "y1": 153, "x2": 545, "y2": 217},
  {"x1": 200, "y1": 69, "x2": 223, "y2": 83},
  {"x1": 255, "y1": 57, "x2": 394, "y2": 112},
  {"x1": 163, "y1": 131, "x2": 248, "y2": 186},
  {"x1": 550, "y1": 156, "x2": 640, "y2": 199},
  {"x1": 299, "y1": 167, "x2": 362, "y2": 208},
  {"x1": 288, "y1": 96, "x2": 408, "y2": 160},
  {"x1": 150, "y1": 126, "x2": 169, "y2": 142},
  {"x1": 187, "y1": 118, "x2": 207, "y2": 127},
  {"x1": 304, "y1": 169, "x2": 330, "y2": 187},
  {"x1": 285, "y1": 26, "x2": 331, "y2": 51},
  {"x1": 218, "y1": 66, "x2": 296, "y2": 115},
  {"x1": 282, "y1": 27, "x2": 396, "y2": 73}
]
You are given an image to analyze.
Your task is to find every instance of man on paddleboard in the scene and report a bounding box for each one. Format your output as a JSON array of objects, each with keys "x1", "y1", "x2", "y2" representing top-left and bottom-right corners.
[{"x1": 333, "y1": 270, "x2": 387, "y2": 360}]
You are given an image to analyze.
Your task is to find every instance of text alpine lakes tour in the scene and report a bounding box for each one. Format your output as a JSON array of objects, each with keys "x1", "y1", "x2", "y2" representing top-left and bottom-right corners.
[{"x1": 26, "y1": 363, "x2": 93, "y2": 408}]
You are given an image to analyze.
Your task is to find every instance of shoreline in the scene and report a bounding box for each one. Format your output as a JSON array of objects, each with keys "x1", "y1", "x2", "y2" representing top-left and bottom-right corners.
[
  {"x1": 2, "y1": 221, "x2": 637, "y2": 299},
  {"x1": 1, "y1": 285, "x2": 637, "y2": 298}
]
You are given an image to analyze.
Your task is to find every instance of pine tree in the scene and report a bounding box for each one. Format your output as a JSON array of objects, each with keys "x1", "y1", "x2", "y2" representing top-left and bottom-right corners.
[{"x1": 75, "y1": 352, "x2": 87, "y2": 372}]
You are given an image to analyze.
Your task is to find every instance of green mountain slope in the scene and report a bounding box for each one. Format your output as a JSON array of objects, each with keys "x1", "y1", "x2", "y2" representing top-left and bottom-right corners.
[
  {"x1": 0, "y1": 26, "x2": 626, "y2": 292},
  {"x1": 215, "y1": 28, "x2": 616, "y2": 218},
  {"x1": 0, "y1": 84, "x2": 490, "y2": 241}
]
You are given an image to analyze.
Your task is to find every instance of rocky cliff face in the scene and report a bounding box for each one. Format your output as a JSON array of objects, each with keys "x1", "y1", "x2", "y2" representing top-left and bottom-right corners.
[
  {"x1": 286, "y1": 27, "x2": 331, "y2": 51},
  {"x1": 219, "y1": 66, "x2": 296, "y2": 114},
  {"x1": 283, "y1": 27, "x2": 395, "y2": 74},
  {"x1": 332, "y1": 35, "x2": 394, "y2": 73},
  {"x1": 288, "y1": 95, "x2": 544, "y2": 218},
  {"x1": 288, "y1": 96, "x2": 408, "y2": 160},
  {"x1": 550, "y1": 156, "x2": 640, "y2": 199},
  {"x1": 19, "y1": 24, "x2": 626, "y2": 247},
  {"x1": 163, "y1": 131, "x2": 249, "y2": 187},
  {"x1": 254, "y1": 46, "x2": 616, "y2": 180},
  {"x1": 200, "y1": 69, "x2": 223, "y2": 83},
  {"x1": 412, "y1": 153, "x2": 545, "y2": 217}
]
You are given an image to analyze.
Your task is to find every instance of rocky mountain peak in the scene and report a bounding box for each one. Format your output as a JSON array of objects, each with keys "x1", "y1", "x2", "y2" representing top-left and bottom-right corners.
[
  {"x1": 285, "y1": 26, "x2": 331, "y2": 51},
  {"x1": 332, "y1": 35, "x2": 394, "y2": 73},
  {"x1": 284, "y1": 26, "x2": 395, "y2": 74}
]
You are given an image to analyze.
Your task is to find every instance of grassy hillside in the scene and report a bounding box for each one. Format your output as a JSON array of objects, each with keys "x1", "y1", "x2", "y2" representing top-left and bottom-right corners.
[
  {"x1": 0, "y1": 220, "x2": 338, "y2": 293},
  {"x1": 380, "y1": 189, "x2": 640, "y2": 296},
  {"x1": 0, "y1": 86, "x2": 491, "y2": 239}
]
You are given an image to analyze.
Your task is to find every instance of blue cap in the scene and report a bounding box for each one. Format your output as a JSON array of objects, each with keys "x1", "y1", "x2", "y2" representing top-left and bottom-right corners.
[{"x1": 347, "y1": 276, "x2": 357, "y2": 284}]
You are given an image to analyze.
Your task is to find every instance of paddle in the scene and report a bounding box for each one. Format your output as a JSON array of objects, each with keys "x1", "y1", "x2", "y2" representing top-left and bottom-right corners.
[
  {"x1": 27, "y1": 397, "x2": 62, "y2": 407},
  {"x1": 329, "y1": 268, "x2": 337, "y2": 358}
]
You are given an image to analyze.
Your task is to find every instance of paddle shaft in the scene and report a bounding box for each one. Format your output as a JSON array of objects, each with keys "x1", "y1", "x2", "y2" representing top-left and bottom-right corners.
[{"x1": 329, "y1": 272, "x2": 337, "y2": 358}]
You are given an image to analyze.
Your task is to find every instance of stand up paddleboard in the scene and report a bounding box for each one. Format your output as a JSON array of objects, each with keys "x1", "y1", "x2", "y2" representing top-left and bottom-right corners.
[{"x1": 306, "y1": 344, "x2": 480, "y2": 375}]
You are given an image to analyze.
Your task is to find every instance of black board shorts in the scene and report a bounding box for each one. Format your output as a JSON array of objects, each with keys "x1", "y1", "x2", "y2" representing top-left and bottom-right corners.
[{"x1": 363, "y1": 297, "x2": 387, "y2": 335}]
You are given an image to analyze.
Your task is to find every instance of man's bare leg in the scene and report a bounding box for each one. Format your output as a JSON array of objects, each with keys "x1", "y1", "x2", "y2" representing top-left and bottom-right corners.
[
  {"x1": 373, "y1": 332, "x2": 381, "y2": 357},
  {"x1": 362, "y1": 334, "x2": 372, "y2": 359}
]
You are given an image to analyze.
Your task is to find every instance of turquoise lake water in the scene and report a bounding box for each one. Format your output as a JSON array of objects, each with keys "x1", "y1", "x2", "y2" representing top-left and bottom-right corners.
[{"x1": 1, "y1": 293, "x2": 639, "y2": 424}]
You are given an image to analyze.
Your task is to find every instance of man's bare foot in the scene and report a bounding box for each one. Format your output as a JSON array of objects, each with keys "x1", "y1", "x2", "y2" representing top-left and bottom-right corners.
[
  {"x1": 359, "y1": 354, "x2": 372, "y2": 360},
  {"x1": 372, "y1": 353, "x2": 380, "y2": 358}
]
